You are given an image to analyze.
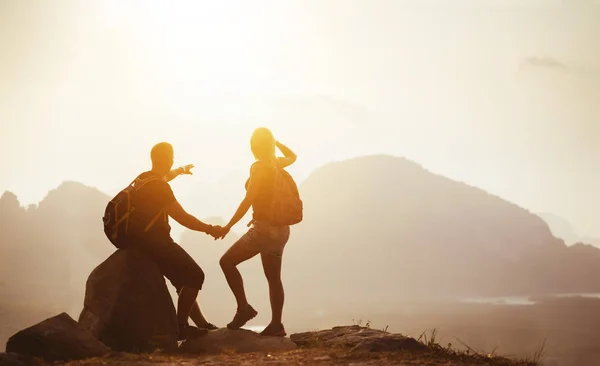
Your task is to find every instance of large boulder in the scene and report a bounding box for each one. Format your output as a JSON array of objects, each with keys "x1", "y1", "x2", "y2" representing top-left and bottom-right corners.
[
  {"x1": 291, "y1": 325, "x2": 424, "y2": 352},
  {"x1": 179, "y1": 328, "x2": 297, "y2": 354},
  {"x1": 5, "y1": 313, "x2": 109, "y2": 362},
  {"x1": 78, "y1": 248, "x2": 178, "y2": 352}
]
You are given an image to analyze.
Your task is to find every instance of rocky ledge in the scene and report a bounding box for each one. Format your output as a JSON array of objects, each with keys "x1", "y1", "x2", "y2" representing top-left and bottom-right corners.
[{"x1": 291, "y1": 325, "x2": 425, "y2": 352}]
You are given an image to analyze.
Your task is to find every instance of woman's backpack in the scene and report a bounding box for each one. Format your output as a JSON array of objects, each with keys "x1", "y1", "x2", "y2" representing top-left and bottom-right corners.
[
  {"x1": 269, "y1": 167, "x2": 303, "y2": 226},
  {"x1": 102, "y1": 174, "x2": 163, "y2": 248}
]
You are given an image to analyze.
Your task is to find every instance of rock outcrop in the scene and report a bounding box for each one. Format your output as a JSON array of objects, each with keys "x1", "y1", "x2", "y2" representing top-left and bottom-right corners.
[
  {"x1": 290, "y1": 325, "x2": 424, "y2": 352},
  {"x1": 78, "y1": 248, "x2": 178, "y2": 352},
  {"x1": 351, "y1": 333, "x2": 425, "y2": 352},
  {"x1": 5, "y1": 313, "x2": 109, "y2": 362},
  {"x1": 179, "y1": 328, "x2": 297, "y2": 354}
]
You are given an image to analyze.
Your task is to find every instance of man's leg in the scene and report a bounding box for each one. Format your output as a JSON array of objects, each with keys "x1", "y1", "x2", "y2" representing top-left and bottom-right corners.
[
  {"x1": 157, "y1": 241, "x2": 212, "y2": 338},
  {"x1": 177, "y1": 286, "x2": 199, "y2": 326},
  {"x1": 138, "y1": 240, "x2": 210, "y2": 339},
  {"x1": 175, "y1": 286, "x2": 208, "y2": 340},
  {"x1": 178, "y1": 287, "x2": 214, "y2": 329}
]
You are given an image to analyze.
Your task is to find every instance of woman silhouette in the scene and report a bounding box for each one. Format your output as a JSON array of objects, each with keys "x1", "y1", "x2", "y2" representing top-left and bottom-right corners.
[{"x1": 218, "y1": 127, "x2": 297, "y2": 337}]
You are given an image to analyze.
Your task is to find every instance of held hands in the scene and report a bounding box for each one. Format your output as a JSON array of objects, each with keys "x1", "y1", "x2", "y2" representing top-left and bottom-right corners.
[
  {"x1": 207, "y1": 225, "x2": 230, "y2": 240},
  {"x1": 217, "y1": 225, "x2": 230, "y2": 240}
]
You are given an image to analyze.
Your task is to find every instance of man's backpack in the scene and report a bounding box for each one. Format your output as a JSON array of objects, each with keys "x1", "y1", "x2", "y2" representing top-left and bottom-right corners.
[
  {"x1": 102, "y1": 174, "x2": 163, "y2": 248},
  {"x1": 269, "y1": 167, "x2": 303, "y2": 226}
]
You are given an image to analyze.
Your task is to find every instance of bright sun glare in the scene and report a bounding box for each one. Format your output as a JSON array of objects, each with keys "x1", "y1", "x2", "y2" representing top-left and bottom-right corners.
[{"x1": 92, "y1": 0, "x2": 291, "y2": 98}]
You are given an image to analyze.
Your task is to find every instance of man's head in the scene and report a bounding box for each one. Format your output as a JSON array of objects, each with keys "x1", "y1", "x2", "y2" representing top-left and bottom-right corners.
[{"x1": 151, "y1": 142, "x2": 174, "y2": 175}]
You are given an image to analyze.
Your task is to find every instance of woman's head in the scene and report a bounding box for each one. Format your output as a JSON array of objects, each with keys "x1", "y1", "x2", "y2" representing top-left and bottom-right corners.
[{"x1": 250, "y1": 127, "x2": 276, "y2": 162}]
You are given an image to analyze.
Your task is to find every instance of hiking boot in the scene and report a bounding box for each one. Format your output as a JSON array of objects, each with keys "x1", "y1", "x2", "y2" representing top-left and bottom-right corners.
[
  {"x1": 260, "y1": 323, "x2": 286, "y2": 337},
  {"x1": 226, "y1": 304, "x2": 258, "y2": 330},
  {"x1": 178, "y1": 324, "x2": 208, "y2": 341}
]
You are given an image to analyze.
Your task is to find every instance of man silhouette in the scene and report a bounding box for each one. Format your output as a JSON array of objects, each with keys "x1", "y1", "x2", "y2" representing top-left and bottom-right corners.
[{"x1": 130, "y1": 142, "x2": 222, "y2": 340}]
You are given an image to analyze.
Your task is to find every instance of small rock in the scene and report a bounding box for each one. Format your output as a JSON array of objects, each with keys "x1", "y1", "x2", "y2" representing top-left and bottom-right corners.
[
  {"x1": 179, "y1": 328, "x2": 297, "y2": 354},
  {"x1": 6, "y1": 313, "x2": 109, "y2": 362}
]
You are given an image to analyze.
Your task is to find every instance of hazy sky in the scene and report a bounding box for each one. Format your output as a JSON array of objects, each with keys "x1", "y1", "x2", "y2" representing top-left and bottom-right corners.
[{"x1": 1, "y1": 0, "x2": 598, "y2": 237}]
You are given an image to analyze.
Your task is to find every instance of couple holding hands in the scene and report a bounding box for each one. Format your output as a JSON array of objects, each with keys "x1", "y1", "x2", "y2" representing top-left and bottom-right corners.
[{"x1": 109, "y1": 127, "x2": 298, "y2": 341}]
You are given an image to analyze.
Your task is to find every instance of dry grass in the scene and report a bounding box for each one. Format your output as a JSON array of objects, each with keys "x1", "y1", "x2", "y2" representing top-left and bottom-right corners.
[{"x1": 413, "y1": 328, "x2": 537, "y2": 366}]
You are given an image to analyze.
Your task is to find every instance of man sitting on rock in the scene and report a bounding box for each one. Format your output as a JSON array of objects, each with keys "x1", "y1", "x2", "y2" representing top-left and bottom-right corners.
[{"x1": 129, "y1": 142, "x2": 223, "y2": 340}]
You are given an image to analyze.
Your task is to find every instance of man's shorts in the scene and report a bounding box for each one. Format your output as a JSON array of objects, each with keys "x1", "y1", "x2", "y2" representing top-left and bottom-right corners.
[
  {"x1": 236, "y1": 220, "x2": 290, "y2": 257},
  {"x1": 137, "y1": 239, "x2": 205, "y2": 293}
]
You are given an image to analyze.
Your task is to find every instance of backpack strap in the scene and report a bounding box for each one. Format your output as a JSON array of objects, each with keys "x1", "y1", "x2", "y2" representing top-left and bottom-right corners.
[
  {"x1": 131, "y1": 173, "x2": 166, "y2": 233},
  {"x1": 144, "y1": 210, "x2": 164, "y2": 232},
  {"x1": 133, "y1": 174, "x2": 162, "y2": 190}
]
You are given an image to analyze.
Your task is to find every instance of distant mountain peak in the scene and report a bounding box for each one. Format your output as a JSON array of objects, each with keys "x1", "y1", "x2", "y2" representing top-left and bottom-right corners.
[
  {"x1": 33, "y1": 181, "x2": 110, "y2": 215},
  {"x1": 0, "y1": 190, "x2": 22, "y2": 211}
]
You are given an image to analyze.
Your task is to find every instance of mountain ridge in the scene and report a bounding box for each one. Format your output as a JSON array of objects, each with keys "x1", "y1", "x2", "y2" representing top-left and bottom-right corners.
[{"x1": 1, "y1": 154, "x2": 599, "y2": 304}]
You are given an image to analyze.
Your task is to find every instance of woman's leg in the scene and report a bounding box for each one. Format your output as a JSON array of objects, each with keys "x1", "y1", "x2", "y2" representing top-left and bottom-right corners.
[
  {"x1": 219, "y1": 237, "x2": 260, "y2": 310},
  {"x1": 260, "y1": 253, "x2": 284, "y2": 326},
  {"x1": 220, "y1": 233, "x2": 261, "y2": 329}
]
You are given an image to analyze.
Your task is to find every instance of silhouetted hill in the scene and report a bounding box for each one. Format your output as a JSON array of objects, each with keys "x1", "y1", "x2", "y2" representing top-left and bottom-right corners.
[
  {"x1": 280, "y1": 155, "x2": 600, "y2": 308},
  {"x1": 537, "y1": 212, "x2": 579, "y2": 244},
  {"x1": 581, "y1": 237, "x2": 600, "y2": 247},
  {"x1": 0, "y1": 183, "x2": 115, "y2": 351},
  {"x1": 538, "y1": 212, "x2": 600, "y2": 248},
  {"x1": 0, "y1": 182, "x2": 113, "y2": 307}
]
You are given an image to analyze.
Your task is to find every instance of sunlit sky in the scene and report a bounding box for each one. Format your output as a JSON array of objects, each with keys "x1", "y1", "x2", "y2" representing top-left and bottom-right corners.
[{"x1": 1, "y1": 0, "x2": 599, "y2": 237}]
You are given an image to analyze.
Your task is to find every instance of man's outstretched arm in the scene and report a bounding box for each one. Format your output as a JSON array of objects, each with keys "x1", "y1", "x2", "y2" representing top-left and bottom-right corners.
[
  {"x1": 165, "y1": 200, "x2": 220, "y2": 236},
  {"x1": 165, "y1": 164, "x2": 194, "y2": 182}
]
